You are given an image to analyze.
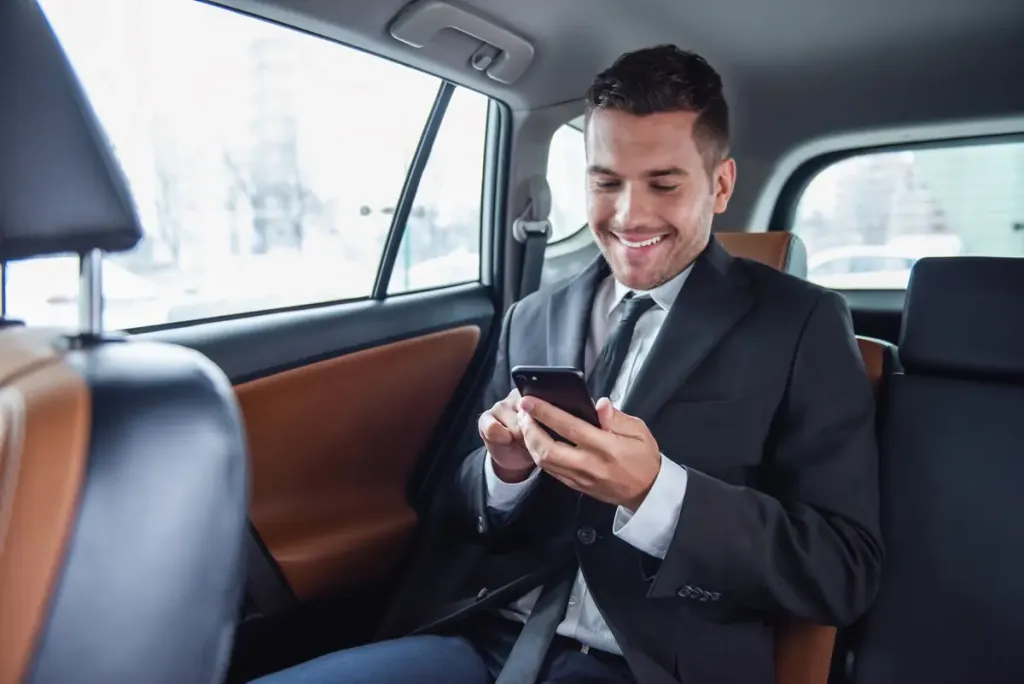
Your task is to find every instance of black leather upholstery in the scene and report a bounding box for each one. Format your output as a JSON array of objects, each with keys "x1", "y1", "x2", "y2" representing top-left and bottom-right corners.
[
  {"x1": 0, "y1": 0, "x2": 142, "y2": 260},
  {"x1": 26, "y1": 341, "x2": 249, "y2": 684},
  {"x1": 900, "y1": 256, "x2": 1024, "y2": 380},
  {"x1": 850, "y1": 256, "x2": 1024, "y2": 684}
]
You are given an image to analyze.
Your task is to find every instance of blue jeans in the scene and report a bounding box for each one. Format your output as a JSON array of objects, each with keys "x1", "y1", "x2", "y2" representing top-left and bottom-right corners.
[
  {"x1": 248, "y1": 634, "x2": 491, "y2": 684},
  {"x1": 248, "y1": 633, "x2": 637, "y2": 684}
]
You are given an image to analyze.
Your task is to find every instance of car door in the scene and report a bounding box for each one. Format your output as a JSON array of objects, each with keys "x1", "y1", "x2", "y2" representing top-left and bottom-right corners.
[{"x1": 15, "y1": 0, "x2": 512, "y2": 679}]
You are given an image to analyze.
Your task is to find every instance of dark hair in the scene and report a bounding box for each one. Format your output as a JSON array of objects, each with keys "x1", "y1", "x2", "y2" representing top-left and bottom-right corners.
[{"x1": 585, "y1": 44, "x2": 730, "y2": 168}]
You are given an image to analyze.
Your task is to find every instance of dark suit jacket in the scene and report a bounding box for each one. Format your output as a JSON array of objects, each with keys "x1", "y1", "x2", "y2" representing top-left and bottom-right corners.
[{"x1": 378, "y1": 237, "x2": 884, "y2": 684}]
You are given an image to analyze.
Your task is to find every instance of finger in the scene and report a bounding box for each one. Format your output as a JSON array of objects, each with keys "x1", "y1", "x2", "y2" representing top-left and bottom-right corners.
[
  {"x1": 519, "y1": 396, "x2": 606, "y2": 449},
  {"x1": 518, "y1": 411, "x2": 587, "y2": 471},
  {"x1": 595, "y1": 397, "x2": 616, "y2": 430},
  {"x1": 517, "y1": 413, "x2": 601, "y2": 491},
  {"x1": 478, "y1": 412, "x2": 513, "y2": 445},
  {"x1": 490, "y1": 401, "x2": 522, "y2": 434},
  {"x1": 595, "y1": 397, "x2": 645, "y2": 438}
]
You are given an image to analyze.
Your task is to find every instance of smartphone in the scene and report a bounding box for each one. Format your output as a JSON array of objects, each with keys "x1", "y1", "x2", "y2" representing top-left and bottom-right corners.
[{"x1": 510, "y1": 365, "x2": 599, "y2": 444}]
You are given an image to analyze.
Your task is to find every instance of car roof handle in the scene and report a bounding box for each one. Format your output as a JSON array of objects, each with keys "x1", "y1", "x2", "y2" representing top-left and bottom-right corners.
[{"x1": 389, "y1": 0, "x2": 535, "y2": 85}]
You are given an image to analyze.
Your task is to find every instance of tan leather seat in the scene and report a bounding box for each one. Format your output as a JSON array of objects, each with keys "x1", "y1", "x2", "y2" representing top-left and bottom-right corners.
[
  {"x1": 715, "y1": 231, "x2": 893, "y2": 683},
  {"x1": 0, "y1": 4, "x2": 249, "y2": 683},
  {"x1": 716, "y1": 231, "x2": 808, "y2": 278}
]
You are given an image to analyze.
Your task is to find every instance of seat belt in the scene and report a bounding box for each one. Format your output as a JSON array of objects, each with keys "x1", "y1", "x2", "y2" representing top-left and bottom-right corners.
[{"x1": 511, "y1": 176, "x2": 553, "y2": 300}]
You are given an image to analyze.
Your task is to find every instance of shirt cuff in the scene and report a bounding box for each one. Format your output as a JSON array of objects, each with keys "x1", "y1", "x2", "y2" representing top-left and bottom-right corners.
[
  {"x1": 612, "y1": 454, "x2": 688, "y2": 559},
  {"x1": 484, "y1": 450, "x2": 541, "y2": 511}
]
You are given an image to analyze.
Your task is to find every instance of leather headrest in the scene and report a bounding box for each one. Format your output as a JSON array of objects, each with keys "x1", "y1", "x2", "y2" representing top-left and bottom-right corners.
[
  {"x1": 900, "y1": 256, "x2": 1024, "y2": 380},
  {"x1": 0, "y1": 0, "x2": 142, "y2": 262},
  {"x1": 716, "y1": 232, "x2": 808, "y2": 278}
]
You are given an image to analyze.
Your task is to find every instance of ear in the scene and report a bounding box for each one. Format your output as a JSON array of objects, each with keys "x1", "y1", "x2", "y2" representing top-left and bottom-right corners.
[{"x1": 712, "y1": 157, "x2": 737, "y2": 214}]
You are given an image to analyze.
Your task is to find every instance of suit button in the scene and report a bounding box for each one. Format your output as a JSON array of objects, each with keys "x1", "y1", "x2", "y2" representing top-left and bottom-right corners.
[
  {"x1": 476, "y1": 587, "x2": 489, "y2": 599},
  {"x1": 476, "y1": 516, "x2": 486, "y2": 533},
  {"x1": 577, "y1": 526, "x2": 597, "y2": 545}
]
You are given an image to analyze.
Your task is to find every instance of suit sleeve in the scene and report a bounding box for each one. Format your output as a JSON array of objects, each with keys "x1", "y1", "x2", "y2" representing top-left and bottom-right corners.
[{"x1": 646, "y1": 290, "x2": 885, "y2": 627}]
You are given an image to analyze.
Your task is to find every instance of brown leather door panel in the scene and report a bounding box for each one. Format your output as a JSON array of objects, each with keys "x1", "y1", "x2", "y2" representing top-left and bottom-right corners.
[{"x1": 236, "y1": 325, "x2": 481, "y2": 601}]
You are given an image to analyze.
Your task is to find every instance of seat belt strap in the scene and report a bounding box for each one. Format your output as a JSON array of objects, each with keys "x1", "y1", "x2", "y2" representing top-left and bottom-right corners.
[
  {"x1": 512, "y1": 172, "x2": 554, "y2": 299},
  {"x1": 513, "y1": 211, "x2": 551, "y2": 299},
  {"x1": 511, "y1": 175, "x2": 553, "y2": 300}
]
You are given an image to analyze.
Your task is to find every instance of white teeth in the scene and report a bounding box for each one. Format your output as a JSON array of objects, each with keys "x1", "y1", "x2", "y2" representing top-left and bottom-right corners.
[{"x1": 618, "y1": 235, "x2": 663, "y2": 248}]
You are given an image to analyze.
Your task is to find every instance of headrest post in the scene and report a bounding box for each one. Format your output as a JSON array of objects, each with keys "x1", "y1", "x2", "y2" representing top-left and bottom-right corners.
[
  {"x1": 0, "y1": 262, "x2": 6, "y2": 318},
  {"x1": 78, "y1": 249, "x2": 104, "y2": 336}
]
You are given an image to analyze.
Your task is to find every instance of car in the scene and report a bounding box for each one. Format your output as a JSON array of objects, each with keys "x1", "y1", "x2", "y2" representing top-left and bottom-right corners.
[{"x1": 7, "y1": 0, "x2": 1024, "y2": 682}]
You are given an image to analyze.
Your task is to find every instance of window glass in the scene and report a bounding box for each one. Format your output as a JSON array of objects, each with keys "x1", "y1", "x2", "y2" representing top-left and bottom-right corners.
[
  {"x1": 389, "y1": 87, "x2": 489, "y2": 294},
  {"x1": 794, "y1": 142, "x2": 1024, "y2": 290},
  {"x1": 546, "y1": 123, "x2": 588, "y2": 242},
  {"x1": 9, "y1": 0, "x2": 446, "y2": 329}
]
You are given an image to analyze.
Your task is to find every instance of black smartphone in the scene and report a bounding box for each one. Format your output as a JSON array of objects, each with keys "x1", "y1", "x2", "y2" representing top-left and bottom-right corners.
[{"x1": 511, "y1": 365, "x2": 599, "y2": 444}]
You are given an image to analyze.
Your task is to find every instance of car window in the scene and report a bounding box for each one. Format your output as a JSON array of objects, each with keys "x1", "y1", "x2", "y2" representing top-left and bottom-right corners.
[
  {"x1": 546, "y1": 123, "x2": 587, "y2": 242},
  {"x1": 389, "y1": 87, "x2": 488, "y2": 294},
  {"x1": 792, "y1": 141, "x2": 1024, "y2": 290},
  {"x1": 8, "y1": 0, "x2": 489, "y2": 330}
]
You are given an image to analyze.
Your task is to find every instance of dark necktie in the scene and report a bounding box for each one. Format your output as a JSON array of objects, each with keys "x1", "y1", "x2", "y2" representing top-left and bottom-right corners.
[
  {"x1": 587, "y1": 293, "x2": 657, "y2": 400},
  {"x1": 494, "y1": 292, "x2": 657, "y2": 684}
]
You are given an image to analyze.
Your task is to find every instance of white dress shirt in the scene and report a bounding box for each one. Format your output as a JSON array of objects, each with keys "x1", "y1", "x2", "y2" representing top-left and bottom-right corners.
[{"x1": 483, "y1": 264, "x2": 694, "y2": 655}]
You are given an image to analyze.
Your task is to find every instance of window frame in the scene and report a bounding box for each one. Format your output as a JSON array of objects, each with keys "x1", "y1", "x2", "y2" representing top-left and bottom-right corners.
[
  {"x1": 7, "y1": 2, "x2": 510, "y2": 332},
  {"x1": 770, "y1": 131, "x2": 1024, "y2": 307},
  {"x1": 380, "y1": 85, "x2": 502, "y2": 299}
]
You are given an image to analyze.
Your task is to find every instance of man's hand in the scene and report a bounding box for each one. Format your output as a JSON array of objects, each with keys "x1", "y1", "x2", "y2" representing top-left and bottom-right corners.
[
  {"x1": 478, "y1": 389, "x2": 535, "y2": 482},
  {"x1": 517, "y1": 396, "x2": 662, "y2": 510}
]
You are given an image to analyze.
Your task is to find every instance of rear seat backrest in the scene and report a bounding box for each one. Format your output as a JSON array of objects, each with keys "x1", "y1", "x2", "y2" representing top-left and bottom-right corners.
[
  {"x1": 851, "y1": 256, "x2": 1024, "y2": 684},
  {"x1": 716, "y1": 231, "x2": 809, "y2": 278}
]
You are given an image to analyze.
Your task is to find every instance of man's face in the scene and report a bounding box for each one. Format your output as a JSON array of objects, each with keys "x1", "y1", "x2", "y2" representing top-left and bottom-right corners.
[{"x1": 585, "y1": 109, "x2": 736, "y2": 290}]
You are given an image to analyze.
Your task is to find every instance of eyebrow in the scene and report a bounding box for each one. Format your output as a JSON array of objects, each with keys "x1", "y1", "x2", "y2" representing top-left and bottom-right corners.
[{"x1": 587, "y1": 165, "x2": 688, "y2": 178}]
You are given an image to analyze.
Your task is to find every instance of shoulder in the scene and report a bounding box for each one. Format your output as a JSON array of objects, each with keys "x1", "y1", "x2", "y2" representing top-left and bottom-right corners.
[
  {"x1": 732, "y1": 257, "x2": 844, "y2": 315},
  {"x1": 507, "y1": 271, "x2": 576, "y2": 319}
]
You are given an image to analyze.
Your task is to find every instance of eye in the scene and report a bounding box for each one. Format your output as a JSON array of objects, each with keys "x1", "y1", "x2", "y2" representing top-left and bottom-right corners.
[
  {"x1": 593, "y1": 179, "x2": 621, "y2": 190},
  {"x1": 650, "y1": 183, "x2": 678, "y2": 192}
]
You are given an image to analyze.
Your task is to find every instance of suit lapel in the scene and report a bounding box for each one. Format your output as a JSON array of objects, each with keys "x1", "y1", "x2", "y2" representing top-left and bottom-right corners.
[
  {"x1": 620, "y1": 237, "x2": 754, "y2": 422},
  {"x1": 546, "y1": 255, "x2": 609, "y2": 369}
]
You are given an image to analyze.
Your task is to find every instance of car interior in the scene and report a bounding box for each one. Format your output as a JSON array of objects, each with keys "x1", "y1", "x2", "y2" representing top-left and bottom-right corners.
[{"x1": 2, "y1": 0, "x2": 1023, "y2": 683}]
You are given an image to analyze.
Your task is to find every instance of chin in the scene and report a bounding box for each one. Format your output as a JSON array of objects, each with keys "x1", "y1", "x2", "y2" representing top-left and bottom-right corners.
[{"x1": 609, "y1": 263, "x2": 670, "y2": 291}]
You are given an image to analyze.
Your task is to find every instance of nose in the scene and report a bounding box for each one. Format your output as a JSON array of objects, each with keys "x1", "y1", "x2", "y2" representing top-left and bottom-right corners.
[{"x1": 614, "y1": 183, "x2": 656, "y2": 230}]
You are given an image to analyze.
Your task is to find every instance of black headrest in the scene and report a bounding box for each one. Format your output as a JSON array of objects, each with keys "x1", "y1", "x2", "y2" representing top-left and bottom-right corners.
[
  {"x1": 900, "y1": 256, "x2": 1024, "y2": 380},
  {"x1": 0, "y1": 0, "x2": 142, "y2": 262}
]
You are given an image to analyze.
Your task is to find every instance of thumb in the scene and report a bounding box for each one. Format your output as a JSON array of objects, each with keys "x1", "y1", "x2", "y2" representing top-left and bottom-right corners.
[{"x1": 595, "y1": 397, "x2": 627, "y2": 433}]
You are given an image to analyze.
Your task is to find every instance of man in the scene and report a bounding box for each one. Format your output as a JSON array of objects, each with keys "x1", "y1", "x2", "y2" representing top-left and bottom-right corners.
[{"x1": 255, "y1": 44, "x2": 883, "y2": 684}]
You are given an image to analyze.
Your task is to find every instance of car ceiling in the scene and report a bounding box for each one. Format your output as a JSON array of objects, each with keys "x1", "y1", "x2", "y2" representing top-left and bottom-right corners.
[{"x1": 215, "y1": 0, "x2": 1024, "y2": 225}]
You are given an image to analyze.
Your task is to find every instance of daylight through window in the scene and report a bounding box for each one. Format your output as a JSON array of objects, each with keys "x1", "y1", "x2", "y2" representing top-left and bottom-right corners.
[
  {"x1": 5, "y1": 0, "x2": 490, "y2": 330},
  {"x1": 793, "y1": 141, "x2": 1024, "y2": 290}
]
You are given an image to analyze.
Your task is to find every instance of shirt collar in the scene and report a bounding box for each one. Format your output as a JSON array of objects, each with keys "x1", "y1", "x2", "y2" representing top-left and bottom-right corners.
[{"x1": 606, "y1": 263, "x2": 694, "y2": 318}]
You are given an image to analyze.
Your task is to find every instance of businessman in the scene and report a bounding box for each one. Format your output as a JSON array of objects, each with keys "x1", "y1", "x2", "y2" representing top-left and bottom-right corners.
[{"x1": 255, "y1": 44, "x2": 883, "y2": 684}]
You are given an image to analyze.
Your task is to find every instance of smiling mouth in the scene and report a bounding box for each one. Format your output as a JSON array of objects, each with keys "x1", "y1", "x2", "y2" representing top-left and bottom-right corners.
[{"x1": 616, "y1": 234, "x2": 667, "y2": 248}]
